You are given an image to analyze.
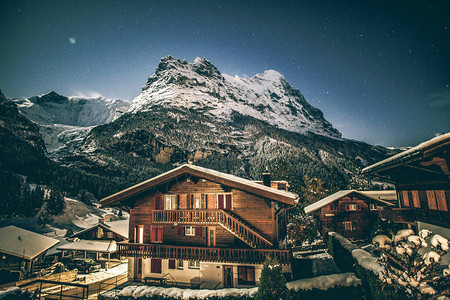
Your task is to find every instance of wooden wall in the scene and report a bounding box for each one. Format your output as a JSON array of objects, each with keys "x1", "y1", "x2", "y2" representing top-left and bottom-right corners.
[{"x1": 128, "y1": 177, "x2": 275, "y2": 246}]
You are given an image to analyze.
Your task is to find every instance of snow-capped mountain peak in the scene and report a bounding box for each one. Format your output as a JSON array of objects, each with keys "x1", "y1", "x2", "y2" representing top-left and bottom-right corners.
[{"x1": 131, "y1": 56, "x2": 341, "y2": 138}]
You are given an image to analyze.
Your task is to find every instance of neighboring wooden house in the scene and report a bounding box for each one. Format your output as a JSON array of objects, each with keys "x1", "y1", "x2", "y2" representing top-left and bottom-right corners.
[
  {"x1": 304, "y1": 190, "x2": 395, "y2": 240},
  {"x1": 71, "y1": 219, "x2": 128, "y2": 242},
  {"x1": 100, "y1": 164, "x2": 298, "y2": 289},
  {"x1": 0, "y1": 226, "x2": 59, "y2": 280},
  {"x1": 362, "y1": 133, "x2": 450, "y2": 231}
]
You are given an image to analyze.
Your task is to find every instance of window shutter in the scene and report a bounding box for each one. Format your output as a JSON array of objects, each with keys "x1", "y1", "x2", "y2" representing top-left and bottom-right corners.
[
  {"x1": 179, "y1": 194, "x2": 187, "y2": 209},
  {"x1": 427, "y1": 190, "x2": 437, "y2": 210},
  {"x1": 218, "y1": 194, "x2": 224, "y2": 209},
  {"x1": 177, "y1": 226, "x2": 184, "y2": 236},
  {"x1": 151, "y1": 226, "x2": 157, "y2": 242},
  {"x1": 157, "y1": 227, "x2": 163, "y2": 242},
  {"x1": 168, "y1": 259, "x2": 176, "y2": 269},
  {"x1": 225, "y1": 194, "x2": 232, "y2": 210},
  {"x1": 151, "y1": 258, "x2": 162, "y2": 273},
  {"x1": 195, "y1": 226, "x2": 202, "y2": 237},
  {"x1": 154, "y1": 194, "x2": 162, "y2": 210},
  {"x1": 402, "y1": 191, "x2": 410, "y2": 207},
  {"x1": 436, "y1": 190, "x2": 448, "y2": 211},
  {"x1": 412, "y1": 190, "x2": 420, "y2": 208},
  {"x1": 207, "y1": 194, "x2": 215, "y2": 209}
]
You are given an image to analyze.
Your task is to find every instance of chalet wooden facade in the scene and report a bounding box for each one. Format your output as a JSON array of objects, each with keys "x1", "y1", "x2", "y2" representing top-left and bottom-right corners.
[
  {"x1": 100, "y1": 164, "x2": 298, "y2": 288},
  {"x1": 71, "y1": 219, "x2": 128, "y2": 242},
  {"x1": 363, "y1": 133, "x2": 450, "y2": 230},
  {"x1": 304, "y1": 190, "x2": 395, "y2": 240}
]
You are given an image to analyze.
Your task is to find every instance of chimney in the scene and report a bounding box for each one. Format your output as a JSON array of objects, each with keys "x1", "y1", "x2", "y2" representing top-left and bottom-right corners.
[
  {"x1": 98, "y1": 218, "x2": 105, "y2": 224},
  {"x1": 263, "y1": 172, "x2": 271, "y2": 187}
]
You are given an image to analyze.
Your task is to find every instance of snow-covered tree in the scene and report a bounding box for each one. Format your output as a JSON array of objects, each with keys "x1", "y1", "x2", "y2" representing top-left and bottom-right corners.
[
  {"x1": 372, "y1": 229, "x2": 449, "y2": 299},
  {"x1": 255, "y1": 259, "x2": 287, "y2": 300}
]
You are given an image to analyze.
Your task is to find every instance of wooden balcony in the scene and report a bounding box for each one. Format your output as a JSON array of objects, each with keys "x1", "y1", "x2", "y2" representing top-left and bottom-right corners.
[
  {"x1": 378, "y1": 207, "x2": 415, "y2": 224},
  {"x1": 151, "y1": 209, "x2": 273, "y2": 249},
  {"x1": 118, "y1": 242, "x2": 291, "y2": 265}
]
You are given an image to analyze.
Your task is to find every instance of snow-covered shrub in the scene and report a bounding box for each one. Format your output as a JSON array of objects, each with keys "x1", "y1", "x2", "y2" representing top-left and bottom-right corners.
[
  {"x1": 373, "y1": 229, "x2": 449, "y2": 299},
  {"x1": 0, "y1": 287, "x2": 35, "y2": 300},
  {"x1": 254, "y1": 259, "x2": 287, "y2": 300}
]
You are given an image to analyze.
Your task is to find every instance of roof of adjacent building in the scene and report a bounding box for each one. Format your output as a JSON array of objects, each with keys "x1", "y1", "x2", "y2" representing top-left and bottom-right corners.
[
  {"x1": 57, "y1": 240, "x2": 117, "y2": 253},
  {"x1": 0, "y1": 226, "x2": 59, "y2": 260},
  {"x1": 71, "y1": 220, "x2": 129, "y2": 239},
  {"x1": 362, "y1": 133, "x2": 450, "y2": 174},
  {"x1": 101, "y1": 164, "x2": 299, "y2": 207},
  {"x1": 304, "y1": 190, "x2": 395, "y2": 214}
]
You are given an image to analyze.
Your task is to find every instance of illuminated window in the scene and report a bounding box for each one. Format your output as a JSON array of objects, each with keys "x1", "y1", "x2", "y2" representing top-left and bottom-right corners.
[
  {"x1": 369, "y1": 204, "x2": 377, "y2": 211},
  {"x1": 189, "y1": 261, "x2": 200, "y2": 269},
  {"x1": 347, "y1": 204, "x2": 357, "y2": 211},
  {"x1": 185, "y1": 226, "x2": 195, "y2": 236},
  {"x1": 177, "y1": 260, "x2": 183, "y2": 270},
  {"x1": 344, "y1": 221, "x2": 352, "y2": 231}
]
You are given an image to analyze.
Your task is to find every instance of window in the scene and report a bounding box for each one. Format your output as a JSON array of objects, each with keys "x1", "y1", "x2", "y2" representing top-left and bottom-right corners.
[
  {"x1": 347, "y1": 204, "x2": 357, "y2": 211},
  {"x1": 185, "y1": 226, "x2": 195, "y2": 236},
  {"x1": 238, "y1": 266, "x2": 255, "y2": 285},
  {"x1": 412, "y1": 190, "x2": 420, "y2": 208},
  {"x1": 369, "y1": 204, "x2": 377, "y2": 210},
  {"x1": 436, "y1": 190, "x2": 448, "y2": 211},
  {"x1": 426, "y1": 190, "x2": 437, "y2": 210},
  {"x1": 154, "y1": 194, "x2": 162, "y2": 210},
  {"x1": 189, "y1": 261, "x2": 200, "y2": 269},
  {"x1": 177, "y1": 260, "x2": 183, "y2": 270},
  {"x1": 343, "y1": 221, "x2": 352, "y2": 231},
  {"x1": 134, "y1": 225, "x2": 144, "y2": 243},
  {"x1": 106, "y1": 232, "x2": 113, "y2": 239},
  {"x1": 402, "y1": 191, "x2": 410, "y2": 207},
  {"x1": 217, "y1": 193, "x2": 232, "y2": 210},
  {"x1": 330, "y1": 203, "x2": 338, "y2": 211},
  {"x1": 164, "y1": 195, "x2": 177, "y2": 210}
]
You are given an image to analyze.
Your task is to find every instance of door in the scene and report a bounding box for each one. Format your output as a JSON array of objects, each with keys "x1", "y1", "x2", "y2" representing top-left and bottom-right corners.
[
  {"x1": 223, "y1": 265, "x2": 233, "y2": 288},
  {"x1": 135, "y1": 258, "x2": 142, "y2": 279},
  {"x1": 207, "y1": 227, "x2": 216, "y2": 247}
]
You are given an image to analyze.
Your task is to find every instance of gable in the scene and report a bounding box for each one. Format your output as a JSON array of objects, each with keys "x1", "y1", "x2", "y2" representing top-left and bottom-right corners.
[{"x1": 101, "y1": 164, "x2": 298, "y2": 207}]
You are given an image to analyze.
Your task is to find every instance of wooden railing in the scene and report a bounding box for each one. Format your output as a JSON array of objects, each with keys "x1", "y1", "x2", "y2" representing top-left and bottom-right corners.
[
  {"x1": 118, "y1": 242, "x2": 291, "y2": 265},
  {"x1": 151, "y1": 209, "x2": 273, "y2": 248}
]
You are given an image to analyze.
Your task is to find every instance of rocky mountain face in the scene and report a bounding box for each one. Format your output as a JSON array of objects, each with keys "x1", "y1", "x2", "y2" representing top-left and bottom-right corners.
[
  {"x1": 0, "y1": 89, "x2": 54, "y2": 176},
  {"x1": 57, "y1": 56, "x2": 395, "y2": 196},
  {"x1": 13, "y1": 92, "x2": 130, "y2": 159},
  {"x1": 131, "y1": 56, "x2": 341, "y2": 138}
]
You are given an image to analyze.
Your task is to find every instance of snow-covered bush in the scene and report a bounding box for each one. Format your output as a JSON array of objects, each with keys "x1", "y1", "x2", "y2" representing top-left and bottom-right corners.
[{"x1": 373, "y1": 229, "x2": 449, "y2": 299}]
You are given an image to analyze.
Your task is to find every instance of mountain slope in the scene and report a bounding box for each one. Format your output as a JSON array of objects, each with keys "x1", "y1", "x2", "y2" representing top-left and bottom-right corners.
[
  {"x1": 61, "y1": 57, "x2": 395, "y2": 196},
  {"x1": 13, "y1": 92, "x2": 130, "y2": 159},
  {"x1": 130, "y1": 56, "x2": 340, "y2": 138}
]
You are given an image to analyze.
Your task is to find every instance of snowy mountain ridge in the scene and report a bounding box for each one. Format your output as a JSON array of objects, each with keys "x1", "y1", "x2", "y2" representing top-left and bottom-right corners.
[
  {"x1": 130, "y1": 56, "x2": 341, "y2": 138},
  {"x1": 13, "y1": 91, "x2": 130, "y2": 159}
]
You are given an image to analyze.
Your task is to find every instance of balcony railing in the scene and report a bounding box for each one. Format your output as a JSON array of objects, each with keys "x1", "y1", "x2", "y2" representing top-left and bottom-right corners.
[
  {"x1": 378, "y1": 207, "x2": 415, "y2": 223},
  {"x1": 151, "y1": 209, "x2": 273, "y2": 249},
  {"x1": 119, "y1": 242, "x2": 291, "y2": 265}
]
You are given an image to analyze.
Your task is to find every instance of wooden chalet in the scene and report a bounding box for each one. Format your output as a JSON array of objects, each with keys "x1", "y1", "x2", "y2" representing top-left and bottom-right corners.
[
  {"x1": 0, "y1": 226, "x2": 59, "y2": 283},
  {"x1": 362, "y1": 133, "x2": 450, "y2": 231},
  {"x1": 71, "y1": 219, "x2": 128, "y2": 242},
  {"x1": 304, "y1": 190, "x2": 395, "y2": 240},
  {"x1": 100, "y1": 164, "x2": 298, "y2": 288}
]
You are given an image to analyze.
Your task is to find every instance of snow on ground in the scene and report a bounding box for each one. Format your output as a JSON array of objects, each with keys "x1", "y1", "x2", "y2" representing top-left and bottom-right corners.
[
  {"x1": 78, "y1": 262, "x2": 128, "y2": 284},
  {"x1": 103, "y1": 285, "x2": 258, "y2": 299},
  {"x1": 286, "y1": 272, "x2": 361, "y2": 291},
  {"x1": 352, "y1": 249, "x2": 384, "y2": 276}
]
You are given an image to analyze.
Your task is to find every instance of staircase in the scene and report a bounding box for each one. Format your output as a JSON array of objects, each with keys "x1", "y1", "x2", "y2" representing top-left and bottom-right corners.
[{"x1": 151, "y1": 209, "x2": 273, "y2": 249}]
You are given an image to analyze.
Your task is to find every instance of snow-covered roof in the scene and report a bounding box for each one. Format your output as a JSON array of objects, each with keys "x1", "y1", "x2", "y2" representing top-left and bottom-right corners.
[
  {"x1": 304, "y1": 190, "x2": 394, "y2": 214},
  {"x1": 362, "y1": 133, "x2": 450, "y2": 174},
  {"x1": 0, "y1": 226, "x2": 59, "y2": 260},
  {"x1": 57, "y1": 240, "x2": 117, "y2": 253},
  {"x1": 71, "y1": 220, "x2": 129, "y2": 239},
  {"x1": 359, "y1": 190, "x2": 397, "y2": 202},
  {"x1": 101, "y1": 164, "x2": 298, "y2": 207}
]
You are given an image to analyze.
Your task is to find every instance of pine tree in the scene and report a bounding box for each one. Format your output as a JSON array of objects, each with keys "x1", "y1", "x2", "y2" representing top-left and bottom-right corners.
[
  {"x1": 300, "y1": 175, "x2": 327, "y2": 206},
  {"x1": 255, "y1": 259, "x2": 288, "y2": 300}
]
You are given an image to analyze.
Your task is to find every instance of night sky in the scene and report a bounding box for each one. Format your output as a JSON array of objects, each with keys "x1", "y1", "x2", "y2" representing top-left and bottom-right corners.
[{"x1": 1, "y1": 0, "x2": 449, "y2": 147}]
